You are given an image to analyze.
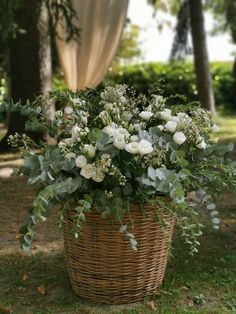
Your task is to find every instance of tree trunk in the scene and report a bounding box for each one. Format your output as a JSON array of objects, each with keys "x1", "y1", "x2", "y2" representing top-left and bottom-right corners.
[
  {"x1": 188, "y1": 0, "x2": 216, "y2": 114},
  {"x1": 0, "y1": 0, "x2": 52, "y2": 152}
]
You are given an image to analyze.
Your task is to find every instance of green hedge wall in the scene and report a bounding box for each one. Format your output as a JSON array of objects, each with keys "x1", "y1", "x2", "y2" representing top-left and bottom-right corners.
[{"x1": 105, "y1": 62, "x2": 235, "y2": 109}]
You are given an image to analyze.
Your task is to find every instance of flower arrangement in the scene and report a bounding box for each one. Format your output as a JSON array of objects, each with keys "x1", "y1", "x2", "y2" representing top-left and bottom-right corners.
[{"x1": 6, "y1": 84, "x2": 236, "y2": 254}]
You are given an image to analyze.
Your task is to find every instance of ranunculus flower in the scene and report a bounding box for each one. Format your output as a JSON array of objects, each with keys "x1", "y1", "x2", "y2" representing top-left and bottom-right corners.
[
  {"x1": 103, "y1": 125, "x2": 117, "y2": 137},
  {"x1": 64, "y1": 106, "x2": 73, "y2": 115},
  {"x1": 164, "y1": 121, "x2": 178, "y2": 133},
  {"x1": 125, "y1": 142, "x2": 139, "y2": 154},
  {"x1": 65, "y1": 152, "x2": 76, "y2": 160},
  {"x1": 92, "y1": 170, "x2": 105, "y2": 182},
  {"x1": 71, "y1": 125, "x2": 81, "y2": 139},
  {"x1": 83, "y1": 144, "x2": 97, "y2": 158},
  {"x1": 75, "y1": 155, "x2": 87, "y2": 168},
  {"x1": 80, "y1": 164, "x2": 96, "y2": 179},
  {"x1": 113, "y1": 135, "x2": 126, "y2": 150},
  {"x1": 116, "y1": 128, "x2": 130, "y2": 138},
  {"x1": 196, "y1": 140, "x2": 207, "y2": 150},
  {"x1": 139, "y1": 111, "x2": 153, "y2": 121},
  {"x1": 138, "y1": 139, "x2": 153, "y2": 155},
  {"x1": 159, "y1": 108, "x2": 172, "y2": 121},
  {"x1": 173, "y1": 132, "x2": 186, "y2": 145}
]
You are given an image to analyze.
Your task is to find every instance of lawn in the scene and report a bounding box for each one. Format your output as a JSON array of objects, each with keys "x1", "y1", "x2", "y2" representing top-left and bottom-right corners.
[{"x1": 0, "y1": 113, "x2": 236, "y2": 314}]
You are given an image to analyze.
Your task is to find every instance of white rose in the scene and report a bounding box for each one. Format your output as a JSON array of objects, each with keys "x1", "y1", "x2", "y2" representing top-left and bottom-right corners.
[
  {"x1": 157, "y1": 125, "x2": 164, "y2": 131},
  {"x1": 159, "y1": 109, "x2": 172, "y2": 121},
  {"x1": 196, "y1": 140, "x2": 207, "y2": 150},
  {"x1": 103, "y1": 125, "x2": 117, "y2": 137},
  {"x1": 64, "y1": 106, "x2": 73, "y2": 115},
  {"x1": 130, "y1": 135, "x2": 139, "y2": 142},
  {"x1": 75, "y1": 155, "x2": 87, "y2": 168},
  {"x1": 173, "y1": 132, "x2": 186, "y2": 145},
  {"x1": 113, "y1": 135, "x2": 126, "y2": 150},
  {"x1": 164, "y1": 121, "x2": 178, "y2": 133},
  {"x1": 83, "y1": 144, "x2": 97, "y2": 158},
  {"x1": 125, "y1": 142, "x2": 140, "y2": 154},
  {"x1": 65, "y1": 152, "x2": 76, "y2": 160},
  {"x1": 138, "y1": 139, "x2": 153, "y2": 155},
  {"x1": 121, "y1": 111, "x2": 132, "y2": 121},
  {"x1": 80, "y1": 164, "x2": 96, "y2": 179},
  {"x1": 139, "y1": 111, "x2": 153, "y2": 121},
  {"x1": 211, "y1": 124, "x2": 220, "y2": 132},
  {"x1": 71, "y1": 125, "x2": 81, "y2": 139},
  {"x1": 116, "y1": 128, "x2": 130, "y2": 138},
  {"x1": 171, "y1": 116, "x2": 180, "y2": 123},
  {"x1": 92, "y1": 170, "x2": 105, "y2": 182}
]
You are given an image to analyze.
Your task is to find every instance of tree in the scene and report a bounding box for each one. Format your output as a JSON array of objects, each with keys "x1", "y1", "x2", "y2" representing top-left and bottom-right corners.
[
  {"x1": 0, "y1": 0, "x2": 79, "y2": 151},
  {"x1": 188, "y1": 0, "x2": 215, "y2": 113}
]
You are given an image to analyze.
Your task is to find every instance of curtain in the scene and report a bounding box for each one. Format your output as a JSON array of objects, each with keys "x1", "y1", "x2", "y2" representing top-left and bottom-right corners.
[{"x1": 56, "y1": 0, "x2": 129, "y2": 91}]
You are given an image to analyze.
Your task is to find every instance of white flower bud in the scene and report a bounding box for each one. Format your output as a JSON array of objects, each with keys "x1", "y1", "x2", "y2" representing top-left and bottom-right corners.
[
  {"x1": 157, "y1": 125, "x2": 164, "y2": 131},
  {"x1": 83, "y1": 144, "x2": 97, "y2": 159},
  {"x1": 211, "y1": 124, "x2": 220, "y2": 133},
  {"x1": 75, "y1": 155, "x2": 87, "y2": 168},
  {"x1": 121, "y1": 111, "x2": 132, "y2": 121},
  {"x1": 173, "y1": 132, "x2": 186, "y2": 145},
  {"x1": 125, "y1": 142, "x2": 139, "y2": 154},
  {"x1": 197, "y1": 140, "x2": 207, "y2": 150},
  {"x1": 210, "y1": 210, "x2": 219, "y2": 217},
  {"x1": 65, "y1": 152, "x2": 76, "y2": 160},
  {"x1": 139, "y1": 111, "x2": 153, "y2": 121},
  {"x1": 130, "y1": 135, "x2": 139, "y2": 142},
  {"x1": 212, "y1": 217, "x2": 220, "y2": 225},
  {"x1": 64, "y1": 106, "x2": 73, "y2": 115},
  {"x1": 71, "y1": 125, "x2": 81, "y2": 139}
]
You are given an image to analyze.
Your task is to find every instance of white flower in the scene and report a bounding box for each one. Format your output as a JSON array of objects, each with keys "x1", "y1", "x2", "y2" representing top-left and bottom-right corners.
[
  {"x1": 138, "y1": 139, "x2": 153, "y2": 155},
  {"x1": 164, "y1": 121, "x2": 178, "y2": 133},
  {"x1": 64, "y1": 106, "x2": 73, "y2": 115},
  {"x1": 211, "y1": 124, "x2": 220, "y2": 132},
  {"x1": 125, "y1": 142, "x2": 139, "y2": 154},
  {"x1": 139, "y1": 111, "x2": 153, "y2": 121},
  {"x1": 212, "y1": 217, "x2": 220, "y2": 225},
  {"x1": 104, "y1": 103, "x2": 113, "y2": 111},
  {"x1": 133, "y1": 123, "x2": 142, "y2": 131},
  {"x1": 120, "y1": 96, "x2": 126, "y2": 103},
  {"x1": 58, "y1": 138, "x2": 75, "y2": 148},
  {"x1": 116, "y1": 128, "x2": 130, "y2": 138},
  {"x1": 113, "y1": 135, "x2": 126, "y2": 150},
  {"x1": 173, "y1": 132, "x2": 186, "y2": 145},
  {"x1": 197, "y1": 140, "x2": 207, "y2": 150},
  {"x1": 103, "y1": 125, "x2": 117, "y2": 137},
  {"x1": 92, "y1": 170, "x2": 105, "y2": 182},
  {"x1": 65, "y1": 152, "x2": 76, "y2": 160},
  {"x1": 171, "y1": 116, "x2": 180, "y2": 123},
  {"x1": 130, "y1": 135, "x2": 139, "y2": 142},
  {"x1": 71, "y1": 125, "x2": 81, "y2": 139},
  {"x1": 55, "y1": 110, "x2": 63, "y2": 118},
  {"x1": 80, "y1": 164, "x2": 96, "y2": 179},
  {"x1": 121, "y1": 111, "x2": 132, "y2": 121},
  {"x1": 72, "y1": 98, "x2": 82, "y2": 104},
  {"x1": 75, "y1": 155, "x2": 87, "y2": 168},
  {"x1": 157, "y1": 125, "x2": 164, "y2": 131},
  {"x1": 210, "y1": 210, "x2": 219, "y2": 217},
  {"x1": 83, "y1": 144, "x2": 97, "y2": 159},
  {"x1": 213, "y1": 225, "x2": 219, "y2": 230},
  {"x1": 159, "y1": 108, "x2": 172, "y2": 121}
]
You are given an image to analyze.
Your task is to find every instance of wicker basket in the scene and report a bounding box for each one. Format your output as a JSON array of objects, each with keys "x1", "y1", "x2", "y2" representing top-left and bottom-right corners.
[{"x1": 63, "y1": 204, "x2": 175, "y2": 304}]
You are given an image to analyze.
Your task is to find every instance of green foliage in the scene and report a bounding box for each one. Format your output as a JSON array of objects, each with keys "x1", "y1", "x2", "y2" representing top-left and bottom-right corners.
[{"x1": 105, "y1": 62, "x2": 235, "y2": 109}]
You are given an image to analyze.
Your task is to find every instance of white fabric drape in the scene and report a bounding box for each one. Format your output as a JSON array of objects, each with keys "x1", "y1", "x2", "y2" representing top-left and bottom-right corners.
[{"x1": 56, "y1": 0, "x2": 129, "y2": 91}]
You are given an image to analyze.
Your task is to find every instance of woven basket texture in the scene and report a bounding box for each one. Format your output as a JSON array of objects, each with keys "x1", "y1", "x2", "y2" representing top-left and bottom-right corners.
[{"x1": 63, "y1": 204, "x2": 175, "y2": 304}]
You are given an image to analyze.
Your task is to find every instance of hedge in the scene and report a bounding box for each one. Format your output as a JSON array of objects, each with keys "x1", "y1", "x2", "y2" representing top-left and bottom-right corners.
[{"x1": 104, "y1": 62, "x2": 235, "y2": 109}]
